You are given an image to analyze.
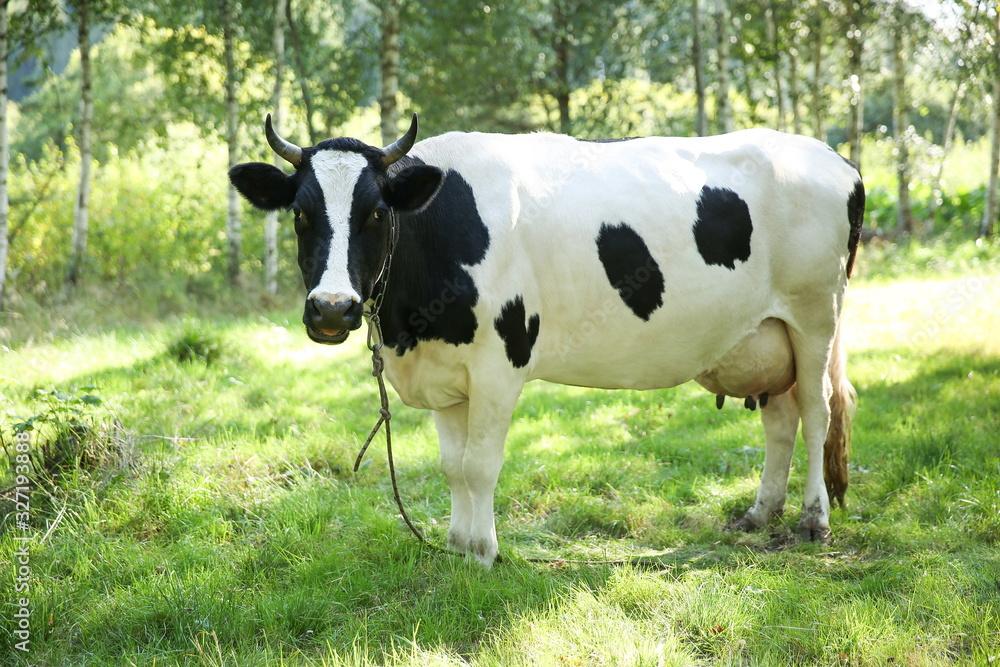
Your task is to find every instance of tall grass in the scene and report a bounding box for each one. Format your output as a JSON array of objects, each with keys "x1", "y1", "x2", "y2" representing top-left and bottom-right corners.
[{"x1": 1, "y1": 266, "x2": 998, "y2": 665}]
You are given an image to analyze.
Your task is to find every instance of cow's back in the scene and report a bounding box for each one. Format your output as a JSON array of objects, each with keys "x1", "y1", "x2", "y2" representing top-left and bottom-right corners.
[{"x1": 408, "y1": 130, "x2": 860, "y2": 391}]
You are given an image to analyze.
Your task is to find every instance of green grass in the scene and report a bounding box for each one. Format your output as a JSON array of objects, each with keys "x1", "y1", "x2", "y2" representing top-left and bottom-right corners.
[{"x1": 2, "y1": 270, "x2": 999, "y2": 665}]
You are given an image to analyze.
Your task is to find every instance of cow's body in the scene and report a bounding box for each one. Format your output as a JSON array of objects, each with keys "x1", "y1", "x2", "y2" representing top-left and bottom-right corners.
[{"x1": 231, "y1": 117, "x2": 863, "y2": 567}]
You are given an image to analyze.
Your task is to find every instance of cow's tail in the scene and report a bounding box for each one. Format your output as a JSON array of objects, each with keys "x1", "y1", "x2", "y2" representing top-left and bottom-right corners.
[{"x1": 823, "y1": 322, "x2": 857, "y2": 508}]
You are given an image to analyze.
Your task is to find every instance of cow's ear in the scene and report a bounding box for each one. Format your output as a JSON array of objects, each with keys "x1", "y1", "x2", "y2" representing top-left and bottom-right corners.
[
  {"x1": 384, "y1": 165, "x2": 444, "y2": 211},
  {"x1": 229, "y1": 162, "x2": 297, "y2": 211}
]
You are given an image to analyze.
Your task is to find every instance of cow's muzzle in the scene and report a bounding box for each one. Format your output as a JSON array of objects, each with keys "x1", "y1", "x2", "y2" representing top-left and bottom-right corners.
[{"x1": 304, "y1": 297, "x2": 363, "y2": 345}]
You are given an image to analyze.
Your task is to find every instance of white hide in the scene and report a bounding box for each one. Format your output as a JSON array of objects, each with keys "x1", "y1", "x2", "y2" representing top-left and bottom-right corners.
[{"x1": 370, "y1": 129, "x2": 862, "y2": 566}]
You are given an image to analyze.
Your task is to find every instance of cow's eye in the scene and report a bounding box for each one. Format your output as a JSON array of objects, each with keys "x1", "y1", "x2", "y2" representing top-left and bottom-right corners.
[
  {"x1": 293, "y1": 208, "x2": 307, "y2": 233},
  {"x1": 372, "y1": 207, "x2": 388, "y2": 223}
]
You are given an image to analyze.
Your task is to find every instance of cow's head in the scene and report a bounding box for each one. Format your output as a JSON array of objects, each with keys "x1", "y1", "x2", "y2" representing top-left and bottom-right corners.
[{"x1": 229, "y1": 114, "x2": 444, "y2": 344}]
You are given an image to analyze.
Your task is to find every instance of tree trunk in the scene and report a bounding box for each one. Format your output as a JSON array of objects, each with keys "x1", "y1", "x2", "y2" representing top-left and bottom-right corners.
[
  {"x1": 286, "y1": 0, "x2": 316, "y2": 145},
  {"x1": 846, "y1": 5, "x2": 863, "y2": 168},
  {"x1": 265, "y1": 0, "x2": 287, "y2": 296},
  {"x1": 892, "y1": 15, "x2": 914, "y2": 236},
  {"x1": 765, "y1": 3, "x2": 784, "y2": 131},
  {"x1": 982, "y1": 69, "x2": 1000, "y2": 238},
  {"x1": 0, "y1": 0, "x2": 8, "y2": 309},
  {"x1": 380, "y1": 0, "x2": 400, "y2": 147},
  {"x1": 811, "y1": 12, "x2": 825, "y2": 141},
  {"x1": 692, "y1": 0, "x2": 707, "y2": 136},
  {"x1": 929, "y1": 81, "x2": 963, "y2": 222},
  {"x1": 553, "y1": 0, "x2": 571, "y2": 135},
  {"x1": 789, "y1": 45, "x2": 802, "y2": 134},
  {"x1": 67, "y1": 0, "x2": 93, "y2": 288},
  {"x1": 714, "y1": 0, "x2": 733, "y2": 133},
  {"x1": 223, "y1": 0, "x2": 241, "y2": 286}
]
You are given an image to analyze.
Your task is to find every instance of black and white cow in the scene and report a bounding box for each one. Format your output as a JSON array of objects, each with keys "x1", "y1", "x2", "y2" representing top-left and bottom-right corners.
[{"x1": 230, "y1": 114, "x2": 864, "y2": 567}]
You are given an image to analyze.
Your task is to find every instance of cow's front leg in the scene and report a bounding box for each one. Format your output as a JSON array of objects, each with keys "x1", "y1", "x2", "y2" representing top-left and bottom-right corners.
[
  {"x1": 433, "y1": 402, "x2": 472, "y2": 553},
  {"x1": 737, "y1": 388, "x2": 799, "y2": 530},
  {"x1": 461, "y1": 384, "x2": 521, "y2": 568}
]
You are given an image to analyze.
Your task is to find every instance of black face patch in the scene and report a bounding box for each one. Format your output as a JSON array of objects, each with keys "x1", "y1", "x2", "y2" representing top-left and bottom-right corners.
[
  {"x1": 595, "y1": 222, "x2": 665, "y2": 321},
  {"x1": 493, "y1": 296, "x2": 540, "y2": 369},
  {"x1": 846, "y1": 179, "x2": 865, "y2": 277},
  {"x1": 380, "y1": 164, "x2": 491, "y2": 354},
  {"x1": 693, "y1": 186, "x2": 753, "y2": 270}
]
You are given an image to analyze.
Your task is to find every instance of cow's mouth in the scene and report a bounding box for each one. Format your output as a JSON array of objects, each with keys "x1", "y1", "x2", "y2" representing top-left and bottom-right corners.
[{"x1": 306, "y1": 326, "x2": 350, "y2": 345}]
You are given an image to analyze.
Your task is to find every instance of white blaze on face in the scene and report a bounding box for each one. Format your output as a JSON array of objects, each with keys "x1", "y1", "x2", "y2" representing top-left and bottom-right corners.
[{"x1": 308, "y1": 151, "x2": 370, "y2": 304}]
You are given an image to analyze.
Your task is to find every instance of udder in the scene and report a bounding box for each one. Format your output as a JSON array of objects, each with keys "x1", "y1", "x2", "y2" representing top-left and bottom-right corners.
[{"x1": 695, "y1": 318, "x2": 795, "y2": 401}]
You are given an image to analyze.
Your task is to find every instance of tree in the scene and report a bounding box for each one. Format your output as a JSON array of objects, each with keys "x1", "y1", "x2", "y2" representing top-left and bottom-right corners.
[
  {"x1": 66, "y1": 0, "x2": 95, "y2": 287},
  {"x1": 787, "y1": 5, "x2": 805, "y2": 135},
  {"x1": 265, "y1": 0, "x2": 287, "y2": 296},
  {"x1": 982, "y1": 4, "x2": 1000, "y2": 238},
  {"x1": 764, "y1": 1, "x2": 785, "y2": 131},
  {"x1": 843, "y1": 0, "x2": 867, "y2": 168},
  {"x1": 714, "y1": 0, "x2": 734, "y2": 132},
  {"x1": 692, "y1": 0, "x2": 707, "y2": 136},
  {"x1": 285, "y1": 0, "x2": 316, "y2": 144},
  {"x1": 380, "y1": 0, "x2": 399, "y2": 146},
  {"x1": 222, "y1": 0, "x2": 240, "y2": 286},
  {"x1": 809, "y1": 0, "x2": 826, "y2": 140},
  {"x1": 889, "y1": 1, "x2": 918, "y2": 236},
  {"x1": 0, "y1": 0, "x2": 8, "y2": 309}
]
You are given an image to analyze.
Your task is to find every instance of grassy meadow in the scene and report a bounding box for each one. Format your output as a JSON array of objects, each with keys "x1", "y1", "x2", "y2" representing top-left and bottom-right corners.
[{"x1": 1, "y1": 242, "x2": 999, "y2": 666}]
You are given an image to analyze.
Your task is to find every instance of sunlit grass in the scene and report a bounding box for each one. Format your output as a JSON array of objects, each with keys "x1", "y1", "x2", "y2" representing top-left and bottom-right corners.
[{"x1": 1, "y1": 271, "x2": 999, "y2": 665}]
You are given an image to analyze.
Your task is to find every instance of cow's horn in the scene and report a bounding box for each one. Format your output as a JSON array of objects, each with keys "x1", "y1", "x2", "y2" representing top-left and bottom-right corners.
[
  {"x1": 265, "y1": 113, "x2": 302, "y2": 167},
  {"x1": 381, "y1": 113, "x2": 419, "y2": 167}
]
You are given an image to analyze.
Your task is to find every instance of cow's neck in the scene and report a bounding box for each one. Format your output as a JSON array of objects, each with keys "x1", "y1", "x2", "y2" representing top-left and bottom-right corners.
[{"x1": 377, "y1": 161, "x2": 491, "y2": 356}]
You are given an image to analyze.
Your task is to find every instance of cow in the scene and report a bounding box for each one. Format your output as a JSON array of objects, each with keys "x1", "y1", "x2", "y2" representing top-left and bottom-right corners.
[{"x1": 229, "y1": 114, "x2": 864, "y2": 568}]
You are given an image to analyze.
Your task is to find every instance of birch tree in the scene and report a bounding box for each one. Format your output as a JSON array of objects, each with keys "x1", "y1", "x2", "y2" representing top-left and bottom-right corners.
[
  {"x1": 714, "y1": 0, "x2": 733, "y2": 132},
  {"x1": 810, "y1": 1, "x2": 826, "y2": 141},
  {"x1": 764, "y1": 2, "x2": 785, "y2": 131},
  {"x1": 222, "y1": 0, "x2": 241, "y2": 286},
  {"x1": 981, "y1": 5, "x2": 1000, "y2": 238},
  {"x1": 380, "y1": 0, "x2": 399, "y2": 146},
  {"x1": 692, "y1": 0, "x2": 707, "y2": 136},
  {"x1": 890, "y1": 4, "x2": 914, "y2": 236},
  {"x1": 844, "y1": 0, "x2": 866, "y2": 168},
  {"x1": 66, "y1": 0, "x2": 94, "y2": 287},
  {"x1": 265, "y1": 0, "x2": 287, "y2": 295},
  {"x1": 0, "y1": 0, "x2": 8, "y2": 308}
]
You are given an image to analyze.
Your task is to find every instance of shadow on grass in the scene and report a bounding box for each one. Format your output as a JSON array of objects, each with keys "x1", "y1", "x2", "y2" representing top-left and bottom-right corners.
[{"x1": 6, "y1": 323, "x2": 1000, "y2": 663}]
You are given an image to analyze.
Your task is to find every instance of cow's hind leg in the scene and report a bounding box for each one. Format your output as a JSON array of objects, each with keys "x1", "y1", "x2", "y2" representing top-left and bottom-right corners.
[
  {"x1": 788, "y1": 329, "x2": 836, "y2": 540},
  {"x1": 434, "y1": 402, "x2": 472, "y2": 554},
  {"x1": 735, "y1": 387, "x2": 800, "y2": 530}
]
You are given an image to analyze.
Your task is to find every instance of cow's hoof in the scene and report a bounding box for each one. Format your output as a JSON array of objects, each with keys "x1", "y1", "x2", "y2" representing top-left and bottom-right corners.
[
  {"x1": 797, "y1": 522, "x2": 831, "y2": 542},
  {"x1": 730, "y1": 506, "x2": 782, "y2": 532},
  {"x1": 446, "y1": 534, "x2": 469, "y2": 554},
  {"x1": 469, "y1": 538, "x2": 499, "y2": 568},
  {"x1": 728, "y1": 516, "x2": 759, "y2": 532}
]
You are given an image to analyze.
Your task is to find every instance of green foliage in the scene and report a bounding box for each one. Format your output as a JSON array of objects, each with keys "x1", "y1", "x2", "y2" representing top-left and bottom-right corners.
[
  {"x1": 855, "y1": 234, "x2": 1000, "y2": 283},
  {"x1": 568, "y1": 78, "x2": 697, "y2": 139},
  {"x1": 166, "y1": 326, "x2": 227, "y2": 365},
  {"x1": 6, "y1": 385, "x2": 101, "y2": 436},
  {"x1": 6, "y1": 122, "x2": 300, "y2": 302},
  {"x1": 0, "y1": 385, "x2": 109, "y2": 505}
]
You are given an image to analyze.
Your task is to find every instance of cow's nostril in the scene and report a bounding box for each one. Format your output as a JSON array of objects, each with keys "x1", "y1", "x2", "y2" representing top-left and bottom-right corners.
[
  {"x1": 305, "y1": 297, "x2": 362, "y2": 332},
  {"x1": 343, "y1": 300, "x2": 363, "y2": 328}
]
